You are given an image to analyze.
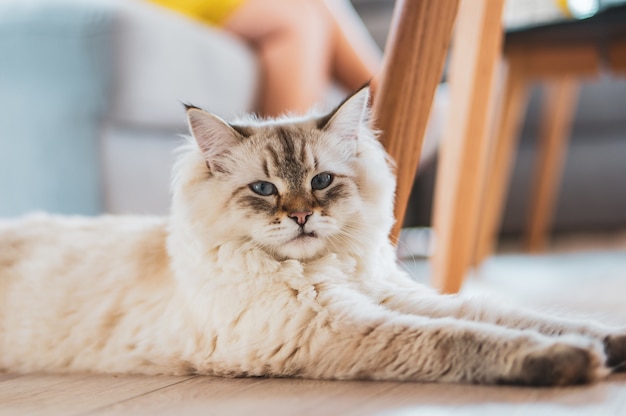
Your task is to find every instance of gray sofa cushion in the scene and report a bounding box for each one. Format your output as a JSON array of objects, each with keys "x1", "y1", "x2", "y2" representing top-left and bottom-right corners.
[{"x1": 105, "y1": 0, "x2": 259, "y2": 128}]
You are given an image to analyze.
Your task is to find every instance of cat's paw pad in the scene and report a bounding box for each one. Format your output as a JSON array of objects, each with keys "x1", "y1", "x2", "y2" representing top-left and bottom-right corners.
[
  {"x1": 604, "y1": 333, "x2": 626, "y2": 370},
  {"x1": 515, "y1": 342, "x2": 607, "y2": 386}
]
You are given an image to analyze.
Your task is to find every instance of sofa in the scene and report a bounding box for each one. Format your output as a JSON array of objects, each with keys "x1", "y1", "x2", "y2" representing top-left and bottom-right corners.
[{"x1": 0, "y1": 0, "x2": 258, "y2": 216}]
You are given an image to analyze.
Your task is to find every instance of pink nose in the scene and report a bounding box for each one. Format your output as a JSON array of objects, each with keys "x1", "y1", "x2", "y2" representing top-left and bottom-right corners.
[{"x1": 289, "y1": 211, "x2": 312, "y2": 226}]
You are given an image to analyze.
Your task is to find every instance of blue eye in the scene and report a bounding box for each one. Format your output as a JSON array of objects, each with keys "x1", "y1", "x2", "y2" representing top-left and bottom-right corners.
[
  {"x1": 311, "y1": 172, "x2": 333, "y2": 190},
  {"x1": 249, "y1": 181, "x2": 277, "y2": 196}
]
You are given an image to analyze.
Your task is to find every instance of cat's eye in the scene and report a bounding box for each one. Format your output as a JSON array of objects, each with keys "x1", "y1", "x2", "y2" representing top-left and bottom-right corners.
[
  {"x1": 311, "y1": 173, "x2": 334, "y2": 190},
  {"x1": 249, "y1": 181, "x2": 277, "y2": 196}
]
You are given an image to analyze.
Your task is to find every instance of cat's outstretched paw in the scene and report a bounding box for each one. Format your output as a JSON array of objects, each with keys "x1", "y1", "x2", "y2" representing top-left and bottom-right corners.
[
  {"x1": 604, "y1": 333, "x2": 626, "y2": 371},
  {"x1": 510, "y1": 341, "x2": 608, "y2": 386}
]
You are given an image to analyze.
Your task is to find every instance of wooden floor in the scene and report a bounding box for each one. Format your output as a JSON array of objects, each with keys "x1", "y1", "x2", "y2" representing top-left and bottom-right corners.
[
  {"x1": 3, "y1": 371, "x2": 626, "y2": 416},
  {"x1": 2, "y1": 231, "x2": 626, "y2": 416}
]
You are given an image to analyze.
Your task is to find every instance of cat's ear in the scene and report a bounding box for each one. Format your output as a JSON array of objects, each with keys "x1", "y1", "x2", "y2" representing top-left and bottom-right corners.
[
  {"x1": 185, "y1": 105, "x2": 243, "y2": 173},
  {"x1": 317, "y1": 85, "x2": 370, "y2": 155}
]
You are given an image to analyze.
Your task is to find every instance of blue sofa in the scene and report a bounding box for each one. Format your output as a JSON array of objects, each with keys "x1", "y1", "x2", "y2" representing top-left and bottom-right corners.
[{"x1": 0, "y1": 0, "x2": 258, "y2": 217}]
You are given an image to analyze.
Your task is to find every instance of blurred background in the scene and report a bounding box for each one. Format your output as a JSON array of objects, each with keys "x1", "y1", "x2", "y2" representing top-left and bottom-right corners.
[{"x1": 0, "y1": 0, "x2": 625, "y2": 252}]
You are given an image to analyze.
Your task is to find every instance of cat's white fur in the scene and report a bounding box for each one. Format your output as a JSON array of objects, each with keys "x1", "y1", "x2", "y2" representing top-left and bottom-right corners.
[{"x1": 0, "y1": 88, "x2": 624, "y2": 385}]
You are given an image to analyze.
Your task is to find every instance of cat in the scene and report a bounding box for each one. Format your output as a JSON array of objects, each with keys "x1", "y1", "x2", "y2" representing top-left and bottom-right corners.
[{"x1": 0, "y1": 87, "x2": 624, "y2": 386}]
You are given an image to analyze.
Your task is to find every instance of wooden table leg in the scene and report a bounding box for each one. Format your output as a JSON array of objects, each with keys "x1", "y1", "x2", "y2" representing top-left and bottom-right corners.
[
  {"x1": 431, "y1": 0, "x2": 505, "y2": 293},
  {"x1": 473, "y1": 59, "x2": 529, "y2": 266},
  {"x1": 607, "y1": 38, "x2": 626, "y2": 74},
  {"x1": 525, "y1": 78, "x2": 580, "y2": 252},
  {"x1": 373, "y1": 0, "x2": 459, "y2": 243}
]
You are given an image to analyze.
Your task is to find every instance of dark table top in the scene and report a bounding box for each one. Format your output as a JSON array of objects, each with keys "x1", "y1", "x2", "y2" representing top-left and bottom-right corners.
[{"x1": 506, "y1": 3, "x2": 626, "y2": 47}]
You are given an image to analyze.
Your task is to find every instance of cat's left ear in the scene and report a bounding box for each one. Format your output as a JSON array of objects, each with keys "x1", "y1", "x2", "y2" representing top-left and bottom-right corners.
[
  {"x1": 185, "y1": 105, "x2": 245, "y2": 173},
  {"x1": 317, "y1": 85, "x2": 370, "y2": 156}
]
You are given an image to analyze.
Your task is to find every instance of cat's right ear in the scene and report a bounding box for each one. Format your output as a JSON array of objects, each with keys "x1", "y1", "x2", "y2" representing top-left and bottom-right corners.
[
  {"x1": 315, "y1": 85, "x2": 370, "y2": 158},
  {"x1": 185, "y1": 106, "x2": 241, "y2": 173}
]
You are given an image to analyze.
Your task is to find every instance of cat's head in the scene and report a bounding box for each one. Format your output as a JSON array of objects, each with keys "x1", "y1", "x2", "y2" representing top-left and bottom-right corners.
[{"x1": 172, "y1": 87, "x2": 396, "y2": 261}]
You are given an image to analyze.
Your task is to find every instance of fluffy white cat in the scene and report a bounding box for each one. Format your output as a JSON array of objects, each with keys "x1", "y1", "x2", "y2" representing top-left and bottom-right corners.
[{"x1": 1, "y1": 87, "x2": 624, "y2": 385}]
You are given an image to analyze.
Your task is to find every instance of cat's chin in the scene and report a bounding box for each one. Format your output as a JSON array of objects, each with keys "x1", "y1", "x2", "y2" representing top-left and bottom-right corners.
[{"x1": 271, "y1": 236, "x2": 327, "y2": 262}]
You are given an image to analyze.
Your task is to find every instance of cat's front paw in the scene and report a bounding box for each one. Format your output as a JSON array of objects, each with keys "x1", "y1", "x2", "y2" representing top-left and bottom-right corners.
[
  {"x1": 511, "y1": 341, "x2": 608, "y2": 386},
  {"x1": 604, "y1": 333, "x2": 626, "y2": 370}
]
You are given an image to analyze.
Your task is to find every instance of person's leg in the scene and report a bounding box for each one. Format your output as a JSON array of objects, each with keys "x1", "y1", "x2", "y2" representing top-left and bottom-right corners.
[
  {"x1": 224, "y1": 0, "x2": 382, "y2": 117},
  {"x1": 318, "y1": 0, "x2": 382, "y2": 95},
  {"x1": 224, "y1": 0, "x2": 333, "y2": 117}
]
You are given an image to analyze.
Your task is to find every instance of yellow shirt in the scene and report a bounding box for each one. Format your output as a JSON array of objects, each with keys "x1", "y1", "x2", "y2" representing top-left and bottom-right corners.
[{"x1": 149, "y1": 0, "x2": 245, "y2": 26}]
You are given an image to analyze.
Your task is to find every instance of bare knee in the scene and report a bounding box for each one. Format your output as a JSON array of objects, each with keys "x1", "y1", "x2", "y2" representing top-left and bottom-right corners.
[{"x1": 228, "y1": 0, "x2": 333, "y2": 47}]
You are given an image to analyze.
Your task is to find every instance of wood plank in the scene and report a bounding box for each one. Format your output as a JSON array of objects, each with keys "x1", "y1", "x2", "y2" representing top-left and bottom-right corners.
[
  {"x1": 431, "y1": 0, "x2": 506, "y2": 293},
  {"x1": 349, "y1": 374, "x2": 626, "y2": 415},
  {"x1": 91, "y1": 376, "x2": 397, "y2": 416},
  {"x1": 373, "y1": 0, "x2": 459, "y2": 242},
  {"x1": 525, "y1": 78, "x2": 580, "y2": 252},
  {"x1": 351, "y1": 381, "x2": 539, "y2": 409},
  {"x1": 90, "y1": 376, "x2": 261, "y2": 416},
  {"x1": 0, "y1": 373, "x2": 191, "y2": 416},
  {"x1": 0, "y1": 373, "x2": 23, "y2": 383}
]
